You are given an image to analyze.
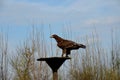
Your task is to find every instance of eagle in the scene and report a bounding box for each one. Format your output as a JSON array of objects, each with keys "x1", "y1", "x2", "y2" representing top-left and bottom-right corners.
[{"x1": 50, "y1": 34, "x2": 86, "y2": 57}]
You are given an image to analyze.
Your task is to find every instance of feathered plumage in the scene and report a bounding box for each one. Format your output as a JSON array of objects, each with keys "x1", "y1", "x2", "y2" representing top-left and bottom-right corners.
[{"x1": 50, "y1": 34, "x2": 86, "y2": 57}]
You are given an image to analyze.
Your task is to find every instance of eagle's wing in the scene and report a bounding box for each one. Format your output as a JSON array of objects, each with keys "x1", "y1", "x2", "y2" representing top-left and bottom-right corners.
[
  {"x1": 65, "y1": 40, "x2": 78, "y2": 48},
  {"x1": 58, "y1": 40, "x2": 78, "y2": 49}
]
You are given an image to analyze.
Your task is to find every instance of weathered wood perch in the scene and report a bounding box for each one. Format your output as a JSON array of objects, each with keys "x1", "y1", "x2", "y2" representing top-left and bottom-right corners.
[{"x1": 37, "y1": 57, "x2": 71, "y2": 80}]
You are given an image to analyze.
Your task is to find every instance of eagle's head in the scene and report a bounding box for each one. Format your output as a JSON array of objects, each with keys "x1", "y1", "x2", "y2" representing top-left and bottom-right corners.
[
  {"x1": 50, "y1": 34, "x2": 58, "y2": 38},
  {"x1": 50, "y1": 34, "x2": 63, "y2": 43}
]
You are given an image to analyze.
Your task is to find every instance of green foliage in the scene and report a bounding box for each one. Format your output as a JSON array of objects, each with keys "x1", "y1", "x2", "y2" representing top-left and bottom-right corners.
[{"x1": 11, "y1": 48, "x2": 32, "y2": 80}]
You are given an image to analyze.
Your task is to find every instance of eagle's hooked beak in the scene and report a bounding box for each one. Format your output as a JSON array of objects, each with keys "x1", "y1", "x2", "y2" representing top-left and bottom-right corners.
[{"x1": 50, "y1": 35, "x2": 53, "y2": 38}]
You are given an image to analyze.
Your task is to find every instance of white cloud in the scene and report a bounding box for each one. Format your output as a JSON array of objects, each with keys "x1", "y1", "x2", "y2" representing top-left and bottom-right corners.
[
  {"x1": 84, "y1": 16, "x2": 120, "y2": 26},
  {"x1": 0, "y1": 1, "x2": 71, "y2": 25},
  {"x1": 0, "y1": 0, "x2": 120, "y2": 27}
]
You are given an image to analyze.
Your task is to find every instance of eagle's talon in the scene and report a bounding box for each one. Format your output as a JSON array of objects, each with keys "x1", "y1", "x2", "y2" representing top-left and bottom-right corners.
[{"x1": 62, "y1": 53, "x2": 66, "y2": 57}]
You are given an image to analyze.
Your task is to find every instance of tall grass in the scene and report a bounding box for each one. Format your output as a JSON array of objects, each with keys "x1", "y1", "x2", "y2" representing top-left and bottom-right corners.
[
  {"x1": 69, "y1": 30, "x2": 120, "y2": 80},
  {"x1": 0, "y1": 27, "x2": 120, "y2": 80},
  {"x1": 0, "y1": 31, "x2": 8, "y2": 80},
  {"x1": 10, "y1": 27, "x2": 51, "y2": 80}
]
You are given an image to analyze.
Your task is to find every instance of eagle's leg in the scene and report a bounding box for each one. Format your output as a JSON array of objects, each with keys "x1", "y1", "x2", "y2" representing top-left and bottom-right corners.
[
  {"x1": 62, "y1": 49, "x2": 67, "y2": 57},
  {"x1": 62, "y1": 53, "x2": 64, "y2": 57},
  {"x1": 66, "y1": 54, "x2": 69, "y2": 57},
  {"x1": 66, "y1": 50, "x2": 70, "y2": 57}
]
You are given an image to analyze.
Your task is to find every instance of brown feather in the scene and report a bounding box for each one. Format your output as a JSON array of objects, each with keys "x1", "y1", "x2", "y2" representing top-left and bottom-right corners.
[{"x1": 51, "y1": 34, "x2": 86, "y2": 57}]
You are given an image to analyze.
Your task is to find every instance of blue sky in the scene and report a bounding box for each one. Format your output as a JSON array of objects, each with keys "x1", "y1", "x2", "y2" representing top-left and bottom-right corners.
[{"x1": 0, "y1": 0, "x2": 120, "y2": 52}]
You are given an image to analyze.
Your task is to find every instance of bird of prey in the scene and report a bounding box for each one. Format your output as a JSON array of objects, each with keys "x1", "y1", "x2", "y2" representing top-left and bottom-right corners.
[{"x1": 50, "y1": 34, "x2": 86, "y2": 57}]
